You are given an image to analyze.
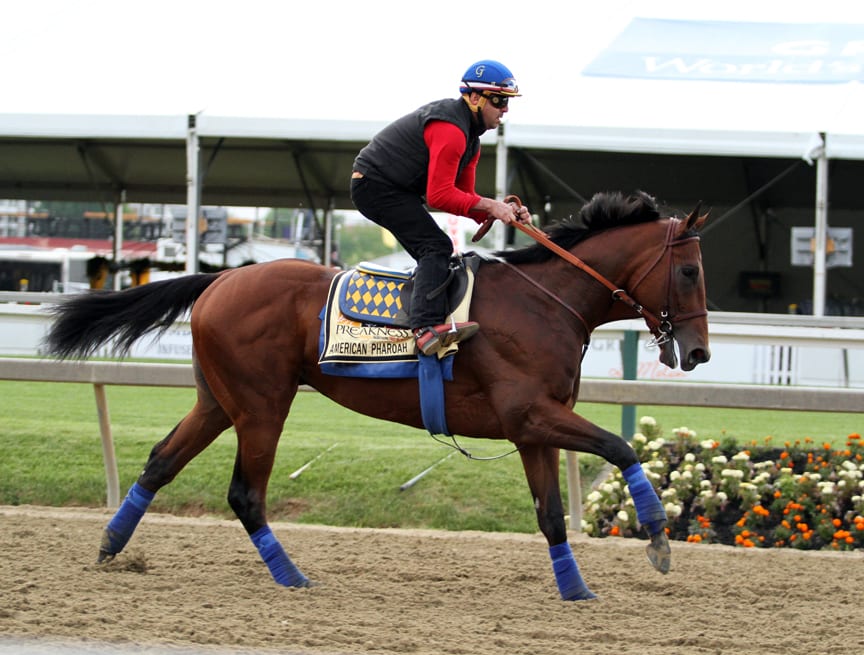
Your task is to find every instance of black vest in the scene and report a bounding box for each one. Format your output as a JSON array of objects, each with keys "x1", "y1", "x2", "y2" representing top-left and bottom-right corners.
[{"x1": 353, "y1": 98, "x2": 486, "y2": 198}]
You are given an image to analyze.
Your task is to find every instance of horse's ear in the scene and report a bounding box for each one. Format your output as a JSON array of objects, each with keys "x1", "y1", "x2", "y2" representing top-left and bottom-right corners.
[{"x1": 679, "y1": 202, "x2": 708, "y2": 235}]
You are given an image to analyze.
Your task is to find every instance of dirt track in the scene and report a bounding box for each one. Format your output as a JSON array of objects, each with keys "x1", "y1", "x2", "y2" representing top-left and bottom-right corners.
[{"x1": 1, "y1": 505, "x2": 863, "y2": 655}]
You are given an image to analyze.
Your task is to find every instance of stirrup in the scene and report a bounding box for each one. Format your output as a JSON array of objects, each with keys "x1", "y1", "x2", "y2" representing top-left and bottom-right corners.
[{"x1": 414, "y1": 322, "x2": 479, "y2": 356}]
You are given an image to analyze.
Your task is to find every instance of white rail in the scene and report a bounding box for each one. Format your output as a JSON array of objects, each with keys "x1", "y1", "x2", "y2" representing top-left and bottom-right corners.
[{"x1": 2, "y1": 357, "x2": 861, "y2": 513}]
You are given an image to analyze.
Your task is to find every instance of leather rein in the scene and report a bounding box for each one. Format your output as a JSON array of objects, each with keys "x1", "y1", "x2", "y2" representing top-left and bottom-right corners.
[{"x1": 472, "y1": 196, "x2": 705, "y2": 348}]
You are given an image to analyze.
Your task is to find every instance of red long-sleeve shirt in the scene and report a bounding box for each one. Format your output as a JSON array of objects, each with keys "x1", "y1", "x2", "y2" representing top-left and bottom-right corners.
[{"x1": 423, "y1": 121, "x2": 487, "y2": 224}]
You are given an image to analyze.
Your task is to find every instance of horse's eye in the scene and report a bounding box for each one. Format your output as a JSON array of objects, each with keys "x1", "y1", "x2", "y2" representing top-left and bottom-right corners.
[{"x1": 680, "y1": 265, "x2": 699, "y2": 280}]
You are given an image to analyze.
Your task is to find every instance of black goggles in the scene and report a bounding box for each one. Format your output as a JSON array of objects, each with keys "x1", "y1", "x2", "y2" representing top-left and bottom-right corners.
[{"x1": 485, "y1": 94, "x2": 509, "y2": 109}]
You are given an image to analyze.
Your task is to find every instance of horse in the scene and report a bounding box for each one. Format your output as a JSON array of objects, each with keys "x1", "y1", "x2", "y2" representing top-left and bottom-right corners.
[{"x1": 43, "y1": 190, "x2": 710, "y2": 601}]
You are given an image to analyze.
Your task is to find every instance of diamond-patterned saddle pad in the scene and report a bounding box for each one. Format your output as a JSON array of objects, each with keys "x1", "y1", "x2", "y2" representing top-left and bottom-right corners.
[{"x1": 338, "y1": 263, "x2": 411, "y2": 326}]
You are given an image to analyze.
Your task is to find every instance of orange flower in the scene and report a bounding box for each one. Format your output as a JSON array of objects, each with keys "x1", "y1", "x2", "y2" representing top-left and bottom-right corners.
[
  {"x1": 610, "y1": 525, "x2": 620, "y2": 536},
  {"x1": 832, "y1": 518, "x2": 842, "y2": 528}
]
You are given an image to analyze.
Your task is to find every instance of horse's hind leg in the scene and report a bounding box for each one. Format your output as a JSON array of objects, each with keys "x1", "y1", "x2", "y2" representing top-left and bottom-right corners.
[
  {"x1": 519, "y1": 445, "x2": 596, "y2": 601},
  {"x1": 226, "y1": 413, "x2": 309, "y2": 588},
  {"x1": 98, "y1": 373, "x2": 232, "y2": 562}
]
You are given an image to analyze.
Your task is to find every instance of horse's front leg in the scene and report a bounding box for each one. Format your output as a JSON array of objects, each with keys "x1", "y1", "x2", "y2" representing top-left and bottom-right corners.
[
  {"x1": 547, "y1": 406, "x2": 672, "y2": 574},
  {"x1": 574, "y1": 417, "x2": 671, "y2": 575},
  {"x1": 519, "y1": 445, "x2": 596, "y2": 601},
  {"x1": 228, "y1": 418, "x2": 310, "y2": 588},
  {"x1": 521, "y1": 404, "x2": 671, "y2": 577}
]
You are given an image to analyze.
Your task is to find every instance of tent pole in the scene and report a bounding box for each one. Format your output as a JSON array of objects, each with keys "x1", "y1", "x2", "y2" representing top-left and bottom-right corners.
[
  {"x1": 112, "y1": 189, "x2": 125, "y2": 290},
  {"x1": 185, "y1": 114, "x2": 201, "y2": 275},
  {"x1": 813, "y1": 133, "x2": 828, "y2": 317},
  {"x1": 494, "y1": 123, "x2": 508, "y2": 251}
]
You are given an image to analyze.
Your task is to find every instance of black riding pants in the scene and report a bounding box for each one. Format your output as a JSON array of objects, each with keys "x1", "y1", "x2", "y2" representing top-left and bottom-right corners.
[{"x1": 350, "y1": 176, "x2": 454, "y2": 330}]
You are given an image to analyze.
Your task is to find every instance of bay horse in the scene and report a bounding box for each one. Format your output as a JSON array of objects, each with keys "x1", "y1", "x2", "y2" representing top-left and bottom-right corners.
[{"x1": 43, "y1": 190, "x2": 710, "y2": 601}]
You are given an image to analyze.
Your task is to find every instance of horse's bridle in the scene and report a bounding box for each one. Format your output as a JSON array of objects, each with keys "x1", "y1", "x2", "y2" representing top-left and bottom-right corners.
[{"x1": 473, "y1": 198, "x2": 706, "y2": 349}]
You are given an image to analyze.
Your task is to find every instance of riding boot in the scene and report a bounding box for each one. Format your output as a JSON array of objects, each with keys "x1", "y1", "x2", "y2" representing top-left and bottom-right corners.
[{"x1": 411, "y1": 253, "x2": 478, "y2": 356}]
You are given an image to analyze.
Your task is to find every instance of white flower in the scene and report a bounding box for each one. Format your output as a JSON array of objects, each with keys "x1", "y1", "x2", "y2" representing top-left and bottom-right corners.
[
  {"x1": 617, "y1": 510, "x2": 629, "y2": 522},
  {"x1": 640, "y1": 416, "x2": 657, "y2": 428},
  {"x1": 586, "y1": 490, "x2": 602, "y2": 503},
  {"x1": 721, "y1": 469, "x2": 744, "y2": 479},
  {"x1": 684, "y1": 453, "x2": 696, "y2": 463},
  {"x1": 712, "y1": 455, "x2": 728, "y2": 465},
  {"x1": 664, "y1": 502, "x2": 683, "y2": 518},
  {"x1": 601, "y1": 483, "x2": 615, "y2": 494},
  {"x1": 669, "y1": 471, "x2": 681, "y2": 481},
  {"x1": 681, "y1": 470, "x2": 693, "y2": 480},
  {"x1": 695, "y1": 463, "x2": 706, "y2": 472},
  {"x1": 661, "y1": 488, "x2": 678, "y2": 500},
  {"x1": 700, "y1": 439, "x2": 717, "y2": 449},
  {"x1": 716, "y1": 491, "x2": 728, "y2": 503},
  {"x1": 732, "y1": 451, "x2": 750, "y2": 462},
  {"x1": 647, "y1": 438, "x2": 665, "y2": 451},
  {"x1": 632, "y1": 433, "x2": 647, "y2": 444},
  {"x1": 581, "y1": 520, "x2": 593, "y2": 535},
  {"x1": 700, "y1": 480, "x2": 712, "y2": 489},
  {"x1": 841, "y1": 460, "x2": 857, "y2": 471}
]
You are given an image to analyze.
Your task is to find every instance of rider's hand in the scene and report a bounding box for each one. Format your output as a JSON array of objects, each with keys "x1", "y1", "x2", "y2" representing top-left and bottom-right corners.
[{"x1": 508, "y1": 201, "x2": 532, "y2": 225}]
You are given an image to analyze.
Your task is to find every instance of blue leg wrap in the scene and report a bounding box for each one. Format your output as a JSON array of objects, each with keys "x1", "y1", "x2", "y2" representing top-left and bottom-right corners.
[
  {"x1": 417, "y1": 352, "x2": 451, "y2": 436},
  {"x1": 102, "y1": 482, "x2": 155, "y2": 554},
  {"x1": 250, "y1": 526, "x2": 309, "y2": 587},
  {"x1": 623, "y1": 463, "x2": 667, "y2": 535},
  {"x1": 549, "y1": 542, "x2": 596, "y2": 601}
]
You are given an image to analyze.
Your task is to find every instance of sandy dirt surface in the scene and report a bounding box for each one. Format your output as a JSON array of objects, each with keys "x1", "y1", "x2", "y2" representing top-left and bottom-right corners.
[{"x1": 1, "y1": 505, "x2": 863, "y2": 655}]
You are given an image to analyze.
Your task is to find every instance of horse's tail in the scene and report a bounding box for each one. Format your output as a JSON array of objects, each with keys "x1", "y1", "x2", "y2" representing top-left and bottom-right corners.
[{"x1": 43, "y1": 273, "x2": 222, "y2": 359}]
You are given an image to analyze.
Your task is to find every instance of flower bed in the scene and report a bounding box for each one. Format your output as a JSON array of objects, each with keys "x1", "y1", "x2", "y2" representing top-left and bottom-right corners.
[{"x1": 582, "y1": 417, "x2": 864, "y2": 550}]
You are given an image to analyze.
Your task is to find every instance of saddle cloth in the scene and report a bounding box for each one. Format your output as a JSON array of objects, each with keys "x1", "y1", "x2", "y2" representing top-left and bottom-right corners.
[{"x1": 318, "y1": 261, "x2": 475, "y2": 377}]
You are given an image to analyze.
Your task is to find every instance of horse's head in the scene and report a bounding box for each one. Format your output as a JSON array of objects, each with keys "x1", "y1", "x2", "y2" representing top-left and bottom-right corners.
[
  {"x1": 492, "y1": 191, "x2": 711, "y2": 372},
  {"x1": 628, "y1": 205, "x2": 711, "y2": 372}
]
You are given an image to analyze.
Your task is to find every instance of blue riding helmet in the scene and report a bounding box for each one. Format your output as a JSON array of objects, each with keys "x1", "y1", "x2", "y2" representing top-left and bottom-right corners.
[{"x1": 459, "y1": 59, "x2": 521, "y2": 96}]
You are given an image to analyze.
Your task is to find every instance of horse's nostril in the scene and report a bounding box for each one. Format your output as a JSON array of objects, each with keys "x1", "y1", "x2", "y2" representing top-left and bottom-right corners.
[{"x1": 691, "y1": 348, "x2": 710, "y2": 364}]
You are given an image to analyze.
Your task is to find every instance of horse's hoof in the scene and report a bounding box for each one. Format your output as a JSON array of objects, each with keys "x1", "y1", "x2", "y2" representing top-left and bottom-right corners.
[
  {"x1": 96, "y1": 550, "x2": 116, "y2": 564},
  {"x1": 645, "y1": 530, "x2": 671, "y2": 574}
]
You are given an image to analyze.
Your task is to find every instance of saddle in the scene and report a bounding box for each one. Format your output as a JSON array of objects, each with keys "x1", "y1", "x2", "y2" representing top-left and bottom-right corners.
[
  {"x1": 318, "y1": 254, "x2": 481, "y2": 373},
  {"x1": 339, "y1": 255, "x2": 480, "y2": 328}
]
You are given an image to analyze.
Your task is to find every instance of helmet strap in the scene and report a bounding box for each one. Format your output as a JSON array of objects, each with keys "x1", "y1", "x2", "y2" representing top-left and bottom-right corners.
[{"x1": 462, "y1": 92, "x2": 485, "y2": 114}]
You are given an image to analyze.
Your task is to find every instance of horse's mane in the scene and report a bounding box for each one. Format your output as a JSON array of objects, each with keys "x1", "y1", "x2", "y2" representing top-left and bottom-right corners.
[{"x1": 494, "y1": 190, "x2": 663, "y2": 265}]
